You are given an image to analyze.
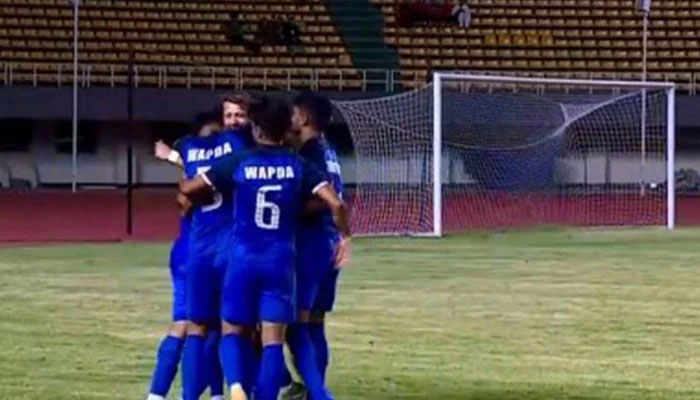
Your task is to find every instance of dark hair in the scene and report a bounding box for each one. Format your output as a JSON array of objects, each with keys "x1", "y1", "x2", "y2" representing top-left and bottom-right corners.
[
  {"x1": 192, "y1": 109, "x2": 221, "y2": 133},
  {"x1": 249, "y1": 96, "x2": 291, "y2": 142},
  {"x1": 293, "y1": 92, "x2": 333, "y2": 131}
]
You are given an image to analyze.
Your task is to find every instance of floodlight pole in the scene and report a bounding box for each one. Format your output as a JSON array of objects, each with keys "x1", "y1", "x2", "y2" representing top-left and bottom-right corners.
[
  {"x1": 71, "y1": 0, "x2": 79, "y2": 193},
  {"x1": 126, "y1": 47, "x2": 134, "y2": 236},
  {"x1": 639, "y1": 0, "x2": 650, "y2": 196}
]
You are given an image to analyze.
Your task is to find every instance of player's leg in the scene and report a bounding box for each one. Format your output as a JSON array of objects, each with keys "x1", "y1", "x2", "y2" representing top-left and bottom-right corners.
[
  {"x1": 257, "y1": 258, "x2": 313, "y2": 400},
  {"x1": 147, "y1": 321, "x2": 187, "y2": 400},
  {"x1": 219, "y1": 258, "x2": 258, "y2": 400},
  {"x1": 287, "y1": 311, "x2": 333, "y2": 400},
  {"x1": 279, "y1": 346, "x2": 305, "y2": 400},
  {"x1": 206, "y1": 320, "x2": 225, "y2": 400},
  {"x1": 147, "y1": 241, "x2": 189, "y2": 400},
  {"x1": 308, "y1": 313, "x2": 329, "y2": 384},
  {"x1": 182, "y1": 250, "x2": 220, "y2": 400},
  {"x1": 183, "y1": 322, "x2": 208, "y2": 400},
  {"x1": 286, "y1": 242, "x2": 334, "y2": 400},
  {"x1": 220, "y1": 322, "x2": 255, "y2": 400},
  {"x1": 309, "y1": 268, "x2": 341, "y2": 384},
  {"x1": 257, "y1": 321, "x2": 290, "y2": 400},
  {"x1": 207, "y1": 238, "x2": 231, "y2": 400}
]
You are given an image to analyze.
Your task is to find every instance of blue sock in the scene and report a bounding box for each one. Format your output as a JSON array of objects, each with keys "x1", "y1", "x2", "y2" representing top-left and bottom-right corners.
[
  {"x1": 245, "y1": 338, "x2": 259, "y2": 394},
  {"x1": 220, "y1": 333, "x2": 255, "y2": 394},
  {"x1": 205, "y1": 330, "x2": 224, "y2": 397},
  {"x1": 309, "y1": 323, "x2": 329, "y2": 383},
  {"x1": 149, "y1": 335, "x2": 184, "y2": 397},
  {"x1": 287, "y1": 324, "x2": 333, "y2": 400},
  {"x1": 255, "y1": 344, "x2": 286, "y2": 400},
  {"x1": 182, "y1": 334, "x2": 207, "y2": 400},
  {"x1": 281, "y1": 361, "x2": 292, "y2": 387}
]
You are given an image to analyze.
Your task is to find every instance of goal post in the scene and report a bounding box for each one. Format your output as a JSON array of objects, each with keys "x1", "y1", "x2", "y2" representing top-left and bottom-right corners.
[
  {"x1": 667, "y1": 85, "x2": 676, "y2": 230},
  {"x1": 432, "y1": 72, "x2": 443, "y2": 237},
  {"x1": 334, "y1": 73, "x2": 676, "y2": 236}
]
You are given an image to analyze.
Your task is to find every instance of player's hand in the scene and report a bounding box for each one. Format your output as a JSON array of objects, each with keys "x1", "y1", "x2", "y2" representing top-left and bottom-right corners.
[
  {"x1": 176, "y1": 192, "x2": 193, "y2": 215},
  {"x1": 334, "y1": 237, "x2": 351, "y2": 269},
  {"x1": 154, "y1": 140, "x2": 173, "y2": 161}
]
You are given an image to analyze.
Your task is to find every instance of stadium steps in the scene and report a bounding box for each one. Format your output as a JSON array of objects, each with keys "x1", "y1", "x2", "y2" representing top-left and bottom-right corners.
[{"x1": 324, "y1": 0, "x2": 400, "y2": 91}]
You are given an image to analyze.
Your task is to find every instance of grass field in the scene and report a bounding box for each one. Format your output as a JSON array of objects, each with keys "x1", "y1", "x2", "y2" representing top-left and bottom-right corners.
[{"x1": 3, "y1": 228, "x2": 700, "y2": 399}]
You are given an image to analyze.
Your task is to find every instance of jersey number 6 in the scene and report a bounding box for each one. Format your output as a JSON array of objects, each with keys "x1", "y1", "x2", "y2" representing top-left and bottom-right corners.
[{"x1": 255, "y1": 185, "x2": 282, "y2": 230}]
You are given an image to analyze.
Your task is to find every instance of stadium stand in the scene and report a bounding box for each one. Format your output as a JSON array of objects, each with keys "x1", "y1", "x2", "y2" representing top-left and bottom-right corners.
[
  {"x1": 0, "y1": 0, "x2": 364, "y2": 90},
  {"x1": 373, "y1": 0, "x2": 700, "y2": 91},
  {"x1": 2, "y1": 0, "x2": 700, "y2": 91}
]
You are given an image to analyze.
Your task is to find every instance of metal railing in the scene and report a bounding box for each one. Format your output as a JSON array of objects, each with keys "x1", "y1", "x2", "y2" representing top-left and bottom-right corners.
[{"x1": 1, "y1": 62, "x2": 698, "y2": 94}]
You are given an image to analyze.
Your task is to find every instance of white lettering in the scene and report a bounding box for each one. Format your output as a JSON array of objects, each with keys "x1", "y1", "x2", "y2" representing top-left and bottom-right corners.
[
  {"x1": 244, "y1": 166, "x2": 258, "y2": 179},
  {"x1": 243, "y1": 165, "x2": 296, "y2": 180},
  {"x1": 188, "y1": 149, "x2": 198, "y2": 162},
  {"x1": 326, "y1": 160, "x2": 341, "y2": 174},
  {"x1": 186, "y1": 143, "x2": 238, "y2": 162}
]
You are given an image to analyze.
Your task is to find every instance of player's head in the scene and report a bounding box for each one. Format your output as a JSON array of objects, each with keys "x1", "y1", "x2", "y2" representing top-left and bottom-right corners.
[
  {"x1": 249, "y1": 96, "x2": 291, "y2": 145},
  {"x1": 218, "y1": 92, "x2": 252, "y2": 130},
  {"x1": 193, "y1": 110, "x2": 222, "y2": 137},
  {"x1": 291, "y1": 92, "x2": 333, "y2": 134}
]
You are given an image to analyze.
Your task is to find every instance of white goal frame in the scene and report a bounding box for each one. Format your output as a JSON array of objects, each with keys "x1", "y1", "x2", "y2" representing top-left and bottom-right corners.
[{"x1": 431, "y1": 73, "x2": 677, "y2": 236}]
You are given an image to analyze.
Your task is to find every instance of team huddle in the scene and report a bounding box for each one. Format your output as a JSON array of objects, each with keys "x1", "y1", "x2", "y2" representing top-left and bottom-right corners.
[{"x1": 147, "y1": 93, "x2": 351, "y2": 400}]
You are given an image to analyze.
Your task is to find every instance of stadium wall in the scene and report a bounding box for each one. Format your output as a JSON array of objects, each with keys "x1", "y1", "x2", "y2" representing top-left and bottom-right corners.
[
  {"x1": 0, "y1": 87, "x2": 380, "y2": 122},
  {"x1": 3, "y1": 86, "x2": 700, "y2": 125},
  {"x1": 0, "y1": 124, "x2": 697, "y2": 187}
]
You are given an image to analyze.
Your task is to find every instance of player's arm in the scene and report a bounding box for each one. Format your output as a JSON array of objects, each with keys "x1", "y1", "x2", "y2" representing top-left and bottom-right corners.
[
  {"x1": 180, "y1": 156, "x2": 237, "y2": 204},
  {"x1": 155, "y1": 140, "x2": 184, "y2": 168},
  {"x1": 176, "y1": 172, "x2": 195, "y2": 215},
  {"x1": 313, "y1": 183, "x2": 352, "y2": 267},
  {"x1": 178, "y1": 175, "x2": 214, "y2": 204},
  {"x1": 303, "y1": 159, "x2": 352, "y2": 266},
  {"x1": 303, "y1": 196, "x2": 328, "y2": 216},
  {"x1": 177, "y1": 191, "x2": 193, "y2": 216},
  {"x1": 313, "y1": 184, "x2": 350, "y2": 238}
]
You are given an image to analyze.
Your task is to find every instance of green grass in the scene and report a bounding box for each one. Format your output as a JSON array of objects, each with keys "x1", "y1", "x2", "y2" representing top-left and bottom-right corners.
[{"x1": 3, "y1": 228, "x2": 700, "y2": 399}]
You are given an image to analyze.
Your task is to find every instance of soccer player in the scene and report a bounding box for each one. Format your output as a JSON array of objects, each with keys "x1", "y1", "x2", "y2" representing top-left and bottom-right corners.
[
  {"x1": 145, "y1": 198, "x2": 192, "y2": 400},
  {"x1": 179, "y1": 97, "x2": 351, "y2": 400},
  {"x1": 147, "y1": 110, "x2": 239, "y2": 400},
  {"x1": 285, "y1": 92, "x2": 345, "y2": 400},
  {"x1": 155, "y1": 93, "x2": 253, "y2": 167},
  {"x1": 176, "y1": 107, "x2": 254, "y2": 400}
]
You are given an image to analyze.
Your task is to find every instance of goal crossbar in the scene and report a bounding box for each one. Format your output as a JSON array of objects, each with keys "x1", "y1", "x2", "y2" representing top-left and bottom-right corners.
[{"x1": 435, "y1": 72, "x2": 676, "y2": 89}]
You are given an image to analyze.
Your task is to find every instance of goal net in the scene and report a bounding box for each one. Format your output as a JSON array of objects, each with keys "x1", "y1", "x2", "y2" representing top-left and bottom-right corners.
[{"x1": 333, "y1": 73, "x2": 676, "y2": 236}]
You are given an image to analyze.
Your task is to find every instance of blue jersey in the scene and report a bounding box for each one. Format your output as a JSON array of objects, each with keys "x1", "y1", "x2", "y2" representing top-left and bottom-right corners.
[
  {"x1": 205, "y1": 145, "x2": 328, "y2": 254},
  {"x1": 298, "y1": 136, "x2": 343, "y2": 238},
  {"x1": 175, "y1": 129, "x2": 252, "y2": 240}
]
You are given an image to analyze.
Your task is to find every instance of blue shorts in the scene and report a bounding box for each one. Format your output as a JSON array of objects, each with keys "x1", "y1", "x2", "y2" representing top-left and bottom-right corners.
[
  {"x1": 221, "y1": 245, "x2": 295, "y2": 326},
  {"x1": 170, "y1": 235, "x2": 189, "y2": 321},
  {"x1": 296, "y1": 234, "x2": 340, "y2": 313},
  {"x1": 185, "y1": 230, "x2": 229, "y2": 325},
  {"x1": 313, "y1": 267, "x2": 340, "y2": 313}
]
